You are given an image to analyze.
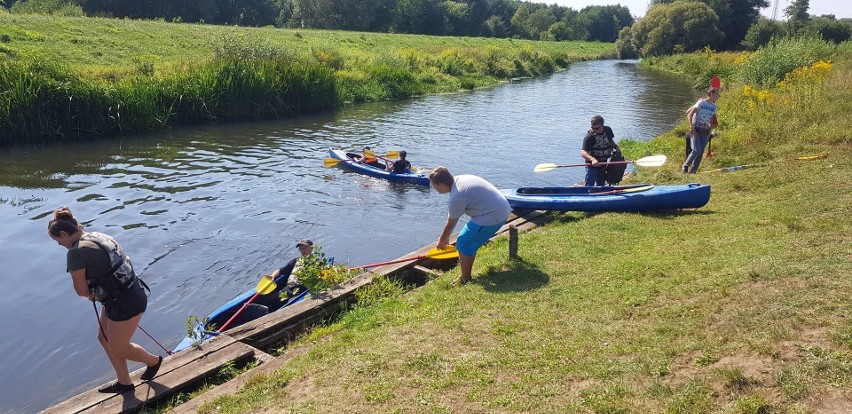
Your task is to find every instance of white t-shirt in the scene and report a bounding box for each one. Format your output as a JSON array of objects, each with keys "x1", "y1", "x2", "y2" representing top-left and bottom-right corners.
[
  {"x1": 690, "y1": 98, "x2": 718, "y2": 129},
  {"x1": 448, "y1": 175, "x2": 512, "y2": 226}
]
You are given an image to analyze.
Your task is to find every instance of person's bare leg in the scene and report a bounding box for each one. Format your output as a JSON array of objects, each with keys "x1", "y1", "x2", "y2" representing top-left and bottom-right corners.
[
  {"x1": 105, "y1": 313, "x2": 159, "y2": 384},
  {"x1": 458, "y1": 253, "x2": 475, "y2": 284},
  {"x1": 98, "y1": 310, "x2": 131, "y2": 385}
]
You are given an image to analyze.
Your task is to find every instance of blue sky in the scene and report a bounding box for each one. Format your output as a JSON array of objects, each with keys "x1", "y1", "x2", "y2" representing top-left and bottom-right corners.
[{"x1": 548, "y1": 0, "x2": 852, "y2": 19}]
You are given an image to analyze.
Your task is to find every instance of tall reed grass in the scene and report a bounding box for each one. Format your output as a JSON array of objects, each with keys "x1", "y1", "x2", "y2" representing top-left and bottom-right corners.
[{"x1": 0, "y1": 57, "x2": 338, "y2": 143}]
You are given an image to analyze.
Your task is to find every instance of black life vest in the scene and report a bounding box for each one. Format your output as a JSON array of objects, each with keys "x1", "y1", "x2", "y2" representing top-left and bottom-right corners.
[
  {"x1": 391, "y1": 159, "x2": 411, "y2": 173},
  {"x1": 81, "y1": 232, "x2": 139, "y2": 302},
  {"x1": 587, "y1": 126, "x2": 617, "y2": 160}
]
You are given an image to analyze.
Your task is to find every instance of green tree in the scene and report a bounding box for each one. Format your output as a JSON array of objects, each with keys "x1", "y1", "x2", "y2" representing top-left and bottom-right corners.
[
  {"x1": 443, "y1": 1, "x2": 470, "y2": 35},
  {"x1": 509, "y1": 3, "x2": 531, "y2": 38},
  {"x1": 615, "y1": 26, "x2": 639, "y2": 58},
  {"x1": 740, "y1": 17, "x2": 783, "y2": 50},
  {"x1": 527, "y1": 7, "x2": 557, "y2": 39},
  {"x1": 393, "y1": 0, "x2": 447, "y2": 34},
  {"x1": 630, "y1": 1, "x2": 724, "y2": 56},
  {"x1": 785, "y1": 0, "x2": 809, "y2": 34},
  {"x1": 483, "y1": 14, "x2": 508, "y2": 37},
  {"x1": 804, "y1": 16, "x2": 852, "y2": 44},
  {"x1": 576, "y1": 5, "x2": 634, "y2": 42},
  {"x1": 652, "y1": 0, "x2": 768, "y2": 50}
]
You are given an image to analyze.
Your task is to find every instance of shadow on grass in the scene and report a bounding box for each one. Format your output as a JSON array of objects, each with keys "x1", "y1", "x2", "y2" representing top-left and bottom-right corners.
[
  {"x1": 545, "y1": 209, "x2": 714, "y2": 222},
  {"x1": 473, "y1": 257, "x2": 549, "y2": 294},
  {"x1": 638, "y1": 209, "x2": 716, "y2": 219}
]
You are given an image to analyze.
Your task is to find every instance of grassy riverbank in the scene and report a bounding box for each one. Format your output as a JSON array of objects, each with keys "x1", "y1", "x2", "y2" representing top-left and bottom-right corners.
[
  {"x1": 0, "y1": 14, "x2": 612, "y2": 143},
  {"x1": 159, "y1": 41, "x2": 849, "y2": 413}
]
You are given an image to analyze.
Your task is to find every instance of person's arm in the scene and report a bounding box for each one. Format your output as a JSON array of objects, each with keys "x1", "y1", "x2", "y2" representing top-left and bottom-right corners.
[
  {"x1": 686, "y1": 105, "x2": 697, "y2": 131},
  {"x1": 70, "y1": 268, "x2": 91, "y2": 299},
  {"x1": 436, "y1": 217, "x2": 459, "y2": 250},
  {"x1": 580, "y1": 132, "x2": 598, "y2": 165}
]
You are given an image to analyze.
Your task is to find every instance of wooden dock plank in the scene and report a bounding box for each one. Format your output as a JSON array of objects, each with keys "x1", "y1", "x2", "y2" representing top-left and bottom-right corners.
[
  {"x1": 168, "y1": 342, "x2": 314, "y2": 413},
  {"x1": 40, "y1": 336, "x2": 256, "y2": 414},
  {"x1": 227, "y1": 272, "x2": 375, "y2": 349}
]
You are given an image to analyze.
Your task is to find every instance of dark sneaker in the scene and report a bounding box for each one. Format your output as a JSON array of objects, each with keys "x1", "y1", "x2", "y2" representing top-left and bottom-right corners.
[
  {"x1": 681, "y1": 165, "x2": 688, "y2": 174},
  {"x1": 98, "y1": 382, "x2": 134, "y2": 393},
  {"x1": 140, "y1": 356, "x2": 162, "y2": 381}
]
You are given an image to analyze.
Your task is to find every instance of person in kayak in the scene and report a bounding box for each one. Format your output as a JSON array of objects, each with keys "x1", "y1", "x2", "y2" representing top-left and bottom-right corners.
[
  {"x1": 48, "y1": 207, "x2": 162, "y2": 393},
  {"x1": 271, "y1": 239, "x2": 314, "y2": 290},
  {"x1": 683, "y1": 87, "x2": 720, "y2": 173},
  {"x1": 580, "y1": 115, "x2": 621, "y2": 186},
  {"x1": 429, "y1": 167, "x2": 512, "y2": 285},
  {"x1": 358, "y1": 146, "x2": 386, "y2": 169},
  {"x1": 386, "y1": 150, "x2": 412, "y2": 173}
]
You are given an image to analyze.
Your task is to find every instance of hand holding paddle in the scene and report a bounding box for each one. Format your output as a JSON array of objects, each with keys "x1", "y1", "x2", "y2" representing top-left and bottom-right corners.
[
  {"x1": 534, "y1": 155, "x2": 667, "y2": 172},
  {"x1": 350, "y1": 246, "x2": 459, "y2": 270},
  {"x1": 217, "y1": 275, "x2": 277, "y2": 333}
]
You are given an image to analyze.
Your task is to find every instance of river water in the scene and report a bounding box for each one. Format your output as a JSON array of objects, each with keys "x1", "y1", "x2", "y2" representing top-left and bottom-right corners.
[{"x1": 0, "y1": 60, "x2": 696, "y2": 413}]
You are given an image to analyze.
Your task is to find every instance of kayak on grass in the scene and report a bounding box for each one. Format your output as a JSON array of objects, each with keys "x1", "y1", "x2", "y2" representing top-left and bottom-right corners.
[{"x1": 500, "y1": 183, "x2": 711, "y2": 212}]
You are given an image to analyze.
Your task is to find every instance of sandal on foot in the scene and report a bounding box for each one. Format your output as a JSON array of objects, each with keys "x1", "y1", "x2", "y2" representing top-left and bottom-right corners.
[
  {"x1": 98, "y1": 382, "x2": 134, "y2": 393},
  {"x1": 140, "y1": 356, "x2": 162, "y2": 381}
]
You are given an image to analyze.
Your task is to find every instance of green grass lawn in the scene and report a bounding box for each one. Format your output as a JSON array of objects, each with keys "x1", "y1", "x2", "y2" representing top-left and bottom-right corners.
[
  {"x1": 0, "y1": 14, "x2": 612, "y2": 78},
  {"x1": 0, "y1": 14, "x2": 613, "y2": 142},
  {"x1": 172, "y1": 46, "x2": 852, "y2": 414}
]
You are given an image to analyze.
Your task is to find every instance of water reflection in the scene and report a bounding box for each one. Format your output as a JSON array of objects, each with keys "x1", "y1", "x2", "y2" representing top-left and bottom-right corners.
[{"x1": 0, "y1": 60, "x2": 696, "y2": 413}]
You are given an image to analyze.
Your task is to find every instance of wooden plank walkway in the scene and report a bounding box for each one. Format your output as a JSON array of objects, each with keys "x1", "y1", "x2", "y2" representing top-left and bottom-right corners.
[
  {"x1": 40, "y1": 335, "x2": 260, "y2": 414},
  {"x1": 40, "y1": 208, "x2": 546, "y2": 414}
]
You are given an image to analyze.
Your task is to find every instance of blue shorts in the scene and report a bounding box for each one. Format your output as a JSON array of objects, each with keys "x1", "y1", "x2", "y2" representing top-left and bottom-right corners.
[{"x1": 456, "y1": 221, "x2": 504, "y2": 257}]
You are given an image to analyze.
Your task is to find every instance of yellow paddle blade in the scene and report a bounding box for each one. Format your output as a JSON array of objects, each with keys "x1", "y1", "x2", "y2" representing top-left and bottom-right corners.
[
  {"x1": 323, "y1": 157, "x2": 342, "y2": 167},
  {"x1": 796, "y1": 152, "x2": 829, "y2": 161},
  {"x1": 533, "y1": 163, "x2": 558, "y2": 173},
  {"x1": 362, "y1": 149, "x2": 377, "y2": 158},
  {"x1": 425, "y1": 245, "x2": 459, "y2": 260},
  {"x1": 257, "y1": 275, "x2": 277, "y2": 295},
  {"x1": 621, "y1": 184, "x2": 655, "y2": 193},
  {"x1": 384, "y1": 151, "x2": 399, "y2": 159},
  {"x1": 363, "y1": 149, "x2": 399, "y2": 159}
]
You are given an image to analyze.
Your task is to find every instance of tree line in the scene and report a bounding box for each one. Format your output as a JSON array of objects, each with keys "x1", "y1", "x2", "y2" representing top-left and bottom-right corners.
[
  {"x1": 4, "y1": 0, "x2": 851, "y2": 56},
  {"x1": 3, "y1": 0, "x2": 633, "y2": 42},
  {"x1": 616, "y1": 0, "x2": 852, "y2": 58}
]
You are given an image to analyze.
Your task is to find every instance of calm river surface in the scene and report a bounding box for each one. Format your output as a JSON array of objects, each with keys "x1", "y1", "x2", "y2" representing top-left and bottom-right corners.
[{"x1": 0, "y1": 60, "x2": 696, "y2": 413}]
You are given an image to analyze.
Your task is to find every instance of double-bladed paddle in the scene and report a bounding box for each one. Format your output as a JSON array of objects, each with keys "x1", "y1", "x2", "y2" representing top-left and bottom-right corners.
[
  {"x1": 350, "y1": 246, "x2": 459, "y2": 270},
  {"x1": 533, "y1": 155, "x2": 667, "y2": 173},
  {"x1": 217, "y1": 275, "x2": 277, "y2": 333},
  {"x1": 363, "y1": 149, "x2": 399, "y2": 159},
  {"x1": 323, "y1": 149, "x2": 400, "y2": 167}
]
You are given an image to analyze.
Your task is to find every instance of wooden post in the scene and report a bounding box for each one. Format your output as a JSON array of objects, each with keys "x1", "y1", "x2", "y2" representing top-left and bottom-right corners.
[{"x1": 508, "y1": 225, "x2": 518, "y2": 260}]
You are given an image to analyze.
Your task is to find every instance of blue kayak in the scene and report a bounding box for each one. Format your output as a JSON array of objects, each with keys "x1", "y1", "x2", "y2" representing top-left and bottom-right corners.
[
  {"x1": 500, "y1": 183, "x2": 711, "y2": 212},
  {"x1": 328, "y1": 148, "x2": 430, "y2": 186},
  {"x1": 173, "y1": 271, "x2": 309, "y2": 353}
]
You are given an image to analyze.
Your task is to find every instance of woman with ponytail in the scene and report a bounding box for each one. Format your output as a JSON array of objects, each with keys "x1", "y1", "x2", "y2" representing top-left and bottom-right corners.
[{"x1": 48, "y1": 207, "x2": 162, "y2": 393}]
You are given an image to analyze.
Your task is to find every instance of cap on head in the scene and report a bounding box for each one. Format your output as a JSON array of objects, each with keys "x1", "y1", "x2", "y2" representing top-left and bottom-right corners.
[{"x1": 296, "y1": 239, "x2": 313, "y2": 247}]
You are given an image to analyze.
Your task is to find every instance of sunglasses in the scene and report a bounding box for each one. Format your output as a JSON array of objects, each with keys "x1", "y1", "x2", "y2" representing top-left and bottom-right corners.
[{"x1": 591, "y1": 124, "x2": 603, "y2": 129}]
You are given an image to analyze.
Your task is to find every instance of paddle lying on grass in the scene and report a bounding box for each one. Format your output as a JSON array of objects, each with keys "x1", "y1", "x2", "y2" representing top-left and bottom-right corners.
[
  {"x1": 533, "y1": 155, "x2": 667, "y2": 172},
  {"x1": 217, "y1": 275, "x2": 277, "y2": 333},
  {"x1": 350, "y1": 246, "x2": 459, "y2": 270}
]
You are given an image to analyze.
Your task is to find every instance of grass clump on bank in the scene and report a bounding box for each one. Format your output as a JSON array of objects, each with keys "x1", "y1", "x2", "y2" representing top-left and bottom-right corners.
[
  {"x1": 0, "y1": 14, "x2": 613, "y2": 143},
  {"x1": 180, "y1": 42, "x2": 850, "y2": 413}
]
